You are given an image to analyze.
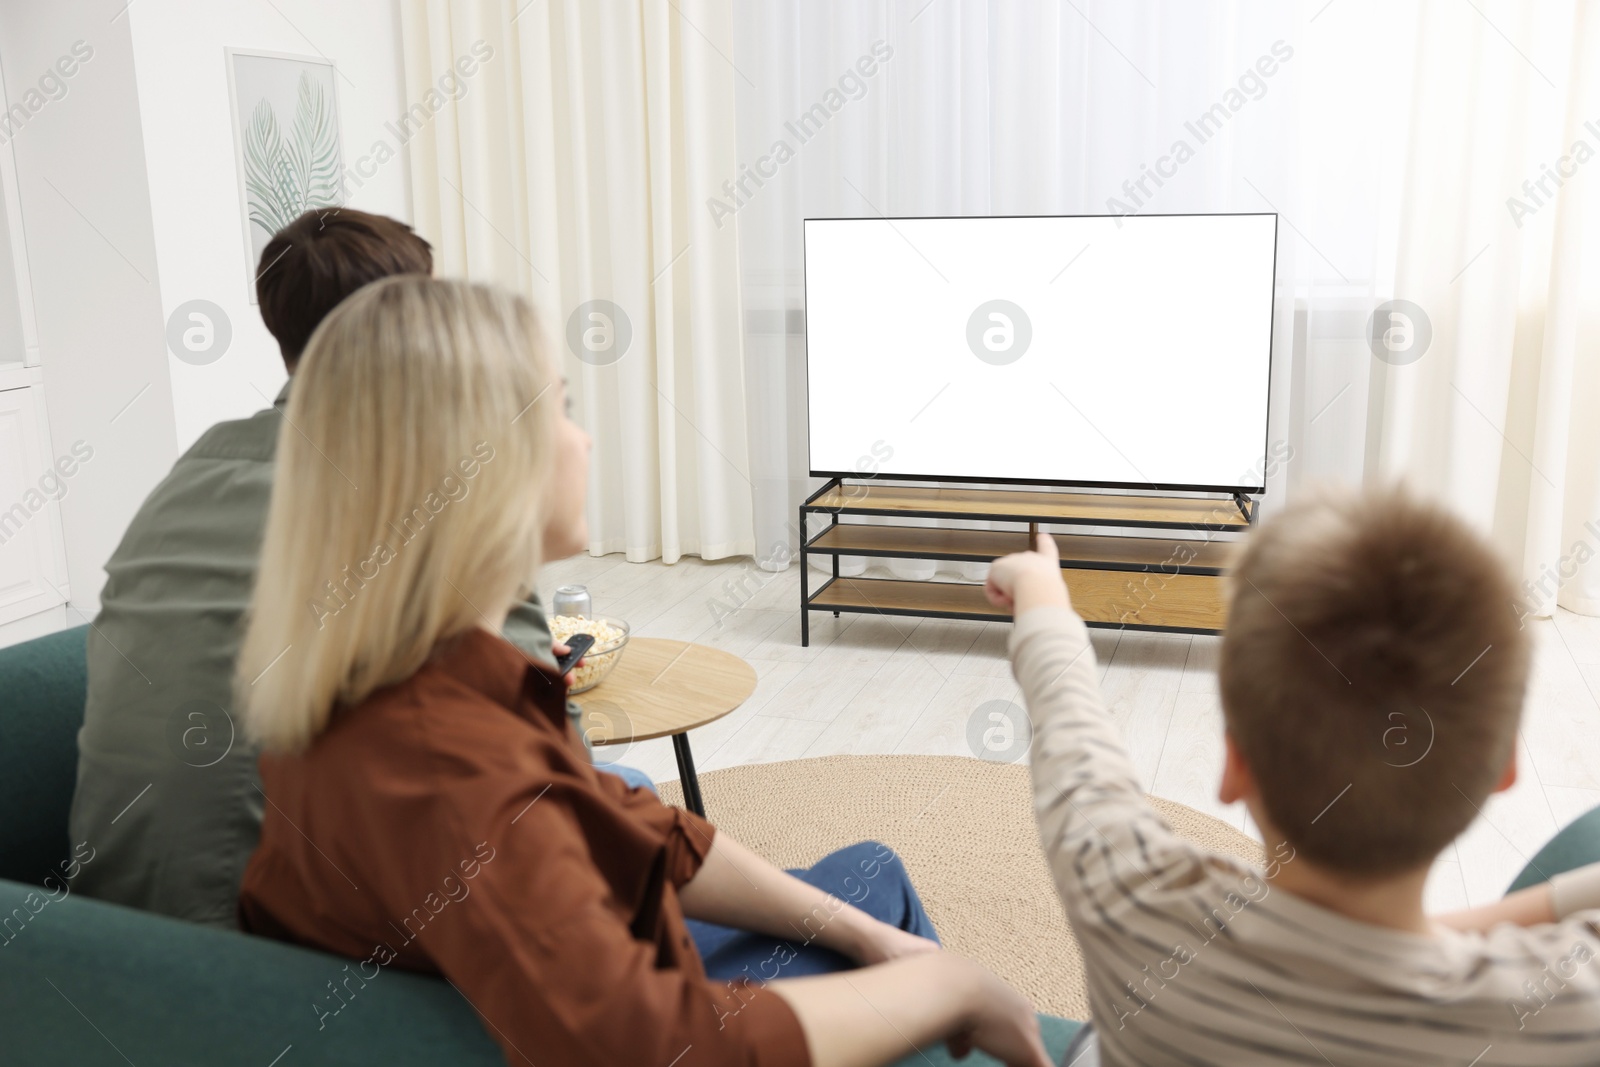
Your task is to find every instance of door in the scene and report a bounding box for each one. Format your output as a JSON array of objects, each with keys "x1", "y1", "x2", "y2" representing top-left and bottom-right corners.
[{"x1": 0, "y1": 383, "x2": 70, "y2": 624}]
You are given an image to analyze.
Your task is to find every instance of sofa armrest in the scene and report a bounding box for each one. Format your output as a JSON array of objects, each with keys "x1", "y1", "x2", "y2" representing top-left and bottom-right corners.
[
  {"x1": 0, "y1": 625, "x2": 90, "y2": 885},
  {"x1": 0, "y1": 878, "x2": 502, "y2": 1066}
]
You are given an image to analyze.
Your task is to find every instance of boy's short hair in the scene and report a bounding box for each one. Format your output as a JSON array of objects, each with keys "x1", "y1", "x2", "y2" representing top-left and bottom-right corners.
[
  {"x1": 255, "y1": 208, "x2": 432, "y2": 370},
  {"x1": 1220, "y1": 486, "x2": 1530, "y2": 877}
]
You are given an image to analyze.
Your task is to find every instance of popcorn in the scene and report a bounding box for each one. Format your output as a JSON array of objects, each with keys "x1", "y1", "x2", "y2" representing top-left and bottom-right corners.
[{"x1": 549, "y1": 615, "x2": 628, "y2": 692}]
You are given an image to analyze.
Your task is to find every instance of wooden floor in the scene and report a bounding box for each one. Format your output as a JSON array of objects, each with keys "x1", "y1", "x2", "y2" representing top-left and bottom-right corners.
[{"x1": 539, "y1": 553, "x2": 1600, "y2": 915}]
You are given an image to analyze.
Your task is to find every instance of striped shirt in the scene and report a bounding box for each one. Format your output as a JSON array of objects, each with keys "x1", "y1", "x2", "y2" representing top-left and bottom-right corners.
[{"x1": 1011, "y1": 605, "x2": 1600, "y2": 1066}]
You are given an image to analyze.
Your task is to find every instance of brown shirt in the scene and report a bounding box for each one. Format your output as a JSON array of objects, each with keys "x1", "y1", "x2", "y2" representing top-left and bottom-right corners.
[{"x1": 239, "y1": 628, "x2": 809, "y2": 1067}]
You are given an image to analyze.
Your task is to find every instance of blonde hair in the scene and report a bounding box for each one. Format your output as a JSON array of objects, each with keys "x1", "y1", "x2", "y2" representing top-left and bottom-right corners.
[{"x1": 237, "y1": 276, "x2": 559, "y2": 752}]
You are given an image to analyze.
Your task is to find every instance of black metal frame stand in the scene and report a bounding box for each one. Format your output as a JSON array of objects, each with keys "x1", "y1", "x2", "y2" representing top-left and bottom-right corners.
[
  {"x1": 798, "y1": 478, "x2": 845, "y2": 647},
  {"x1": 672, "y1": 733, "x2": 706, "y2": 817}
]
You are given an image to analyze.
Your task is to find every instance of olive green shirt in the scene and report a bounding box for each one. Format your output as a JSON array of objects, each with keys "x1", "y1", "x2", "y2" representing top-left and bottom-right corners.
[{"x1": 69, "y1": 382, "x2": 564, "y2": 928}]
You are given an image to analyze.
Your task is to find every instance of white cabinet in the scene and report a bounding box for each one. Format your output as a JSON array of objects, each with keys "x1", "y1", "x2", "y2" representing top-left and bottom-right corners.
[{"x1": 0, "y1": 379, "x2": 70, "y2": 625}]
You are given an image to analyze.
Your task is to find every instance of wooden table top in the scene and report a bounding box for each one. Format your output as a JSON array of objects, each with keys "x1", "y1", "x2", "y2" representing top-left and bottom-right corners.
[{"x1": 577, "y1": 637, "x2": 758, "y2": 745}]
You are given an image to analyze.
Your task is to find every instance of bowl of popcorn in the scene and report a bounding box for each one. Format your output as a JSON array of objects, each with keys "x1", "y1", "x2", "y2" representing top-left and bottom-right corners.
[{"x1": 549, "y1": 615, "x2": 630, "y2": 693}]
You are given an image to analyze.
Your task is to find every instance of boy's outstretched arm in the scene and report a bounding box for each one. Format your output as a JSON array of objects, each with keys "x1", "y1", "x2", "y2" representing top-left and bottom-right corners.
[{"x1": 990, "y1": 535, "x2": 1192, "y2": 897}]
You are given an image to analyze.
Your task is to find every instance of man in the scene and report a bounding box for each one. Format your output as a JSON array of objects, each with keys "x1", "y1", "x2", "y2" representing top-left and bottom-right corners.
[{"x1": 70, "y1": 208, "x2": 641, "y2": 929}]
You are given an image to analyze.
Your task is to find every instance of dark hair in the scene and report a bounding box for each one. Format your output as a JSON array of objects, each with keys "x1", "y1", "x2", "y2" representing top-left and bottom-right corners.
[
  {"x1": 255, "y1": 208, "x2": 432, "y2": 369},
  {"x1": 1219, "y1": 486, "x2": 1531, "y2": 877}
]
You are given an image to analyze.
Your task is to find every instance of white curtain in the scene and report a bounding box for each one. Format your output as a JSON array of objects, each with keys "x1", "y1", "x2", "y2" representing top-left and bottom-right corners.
[
  {"x1": 728, "y1": 0, "x2": 1600, "y2": 617},
  {"x1": 399, "y1": 0, "x2": 755, "y2": 563},
  {"x1": 1367, "y1": 0, "x2": 1600, "y2": 616}
]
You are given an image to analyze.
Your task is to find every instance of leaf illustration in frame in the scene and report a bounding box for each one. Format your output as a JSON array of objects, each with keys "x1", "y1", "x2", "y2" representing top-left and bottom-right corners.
[
  {"x1": 242, "y1": 99, "x2": 295, "y2": 238},
  {"x1": 290, "y1": 72, "x2": 342, "y2": 208}
]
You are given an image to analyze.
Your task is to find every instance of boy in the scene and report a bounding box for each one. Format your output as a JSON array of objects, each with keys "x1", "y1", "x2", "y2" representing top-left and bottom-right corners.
[{"x1": 986, "y1": 487, "x2": 1600, "y2": 1065}]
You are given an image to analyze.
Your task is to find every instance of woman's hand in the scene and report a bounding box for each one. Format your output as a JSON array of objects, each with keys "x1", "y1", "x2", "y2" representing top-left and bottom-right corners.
[
  {"x1": 944, "y1": 957, "x2": 1053, "y2": 1067},
  {"x1": 844, "y1": 918, "x2": 941, "y2": 966},
  {"x1": 985, "y1": 532, "x2": 1070, "y2": 617},
  {"x1": 1434, "y1": 881, "x2": 1556, "y2": 933},
  {"x1": 681, "y1": 835, "x2": 939, "y2": 966},
  {"x1": 549, "y1": 642, "x2": 580, "y2": 687},
  {"x1": 771, "y1": 952, "x2": 1052, "y2": 1067}
]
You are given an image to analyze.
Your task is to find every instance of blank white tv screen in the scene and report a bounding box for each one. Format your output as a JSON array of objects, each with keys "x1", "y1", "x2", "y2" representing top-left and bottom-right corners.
[{"x1": 804, "y1": 213, "x2": 1277, "y2": 493}]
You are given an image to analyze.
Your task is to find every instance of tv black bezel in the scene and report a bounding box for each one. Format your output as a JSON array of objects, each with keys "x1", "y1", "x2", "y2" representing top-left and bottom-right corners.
[{"x1": 800, "y1": 211, "x2": 1279, "y2": 496}]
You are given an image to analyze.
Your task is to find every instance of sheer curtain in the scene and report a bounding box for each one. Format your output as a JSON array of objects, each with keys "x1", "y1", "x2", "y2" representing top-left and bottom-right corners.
[
  {"x1": 400, "y1": 0, "x2": 755, "y2": 562},
  {"x1": 1367, "y1": 0, "x2": 1600, "y2": 616},
  {"x1": 728, "y1": 0, "x2": 1600, "y2": 617}
]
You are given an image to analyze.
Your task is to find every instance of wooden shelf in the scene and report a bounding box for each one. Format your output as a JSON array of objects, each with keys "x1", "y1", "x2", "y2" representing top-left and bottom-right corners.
[
  {"x1": 810, "y1": 577, "x2": 1006, "y2": 619},
  {"x1": 809, "y1": 572, "x2": 1228, "y2": 633},
  {"x1": 805, "y1": 484, "x2": 1249, "y2": 531},
  {"x1": 807, "y1": 523, "x2": 1239, "y2": 575}
]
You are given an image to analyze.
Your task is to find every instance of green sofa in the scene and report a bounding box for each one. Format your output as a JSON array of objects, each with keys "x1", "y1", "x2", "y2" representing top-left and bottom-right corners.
[
  {"x1": 0, "y1": 625, "x2": 1080, "y2": 1065},
  {"x1": 1509, "y1": 808, "x2": 1600, "y2": 893}
]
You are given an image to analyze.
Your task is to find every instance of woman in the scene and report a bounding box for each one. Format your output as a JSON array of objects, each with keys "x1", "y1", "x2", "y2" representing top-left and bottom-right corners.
[{"x1": 235, "y1": 276, "x2": 1051, "y2": 1067}]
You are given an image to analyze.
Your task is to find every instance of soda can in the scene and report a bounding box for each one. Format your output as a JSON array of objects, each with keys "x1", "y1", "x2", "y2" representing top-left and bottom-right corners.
[{"x1": 553, "y1": 584, "x2": 593, "y2": 618}]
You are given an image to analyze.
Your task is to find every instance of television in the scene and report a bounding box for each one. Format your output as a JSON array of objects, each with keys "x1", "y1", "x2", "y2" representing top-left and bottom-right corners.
[{"x1": 802, "y1": 213, "x2": 1278, "y2": 494}]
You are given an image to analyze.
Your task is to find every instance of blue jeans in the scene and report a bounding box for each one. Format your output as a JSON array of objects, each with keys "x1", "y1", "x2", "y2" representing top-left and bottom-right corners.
[
  {"x1": 599, "y1": 763, "x2": 656, "y2": 793},
  {"x1": 689, "y1": 841, "x2": 939, "y2": 981}
]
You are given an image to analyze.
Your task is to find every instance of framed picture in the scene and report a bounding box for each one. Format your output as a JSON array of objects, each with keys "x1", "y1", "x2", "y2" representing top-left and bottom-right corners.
[{"x1": 225, "y1": 48, "x2": 344, "y2": 302}]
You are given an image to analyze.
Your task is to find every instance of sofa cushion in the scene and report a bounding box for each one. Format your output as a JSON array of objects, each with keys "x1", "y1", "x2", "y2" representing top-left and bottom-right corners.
[{"x1": 0, "y1": 624, "x2": 88, "y2": 885}]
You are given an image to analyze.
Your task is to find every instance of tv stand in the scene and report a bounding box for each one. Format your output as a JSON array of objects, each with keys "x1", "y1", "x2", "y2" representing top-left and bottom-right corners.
[{"x1": 797, "y1": 479, "x2": 1256, "y2": 645}]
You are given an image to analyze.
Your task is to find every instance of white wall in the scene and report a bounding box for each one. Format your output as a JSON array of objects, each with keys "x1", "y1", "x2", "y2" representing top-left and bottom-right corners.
[
  {"x1": 0, "y1": 183, "x2": 27, "y2": 367},
  {"x1": 0, "y1": 0, "x2": 177, "y2": 615},
  {"x1": 127, "y1": 0, "x2": 412, "y2": 448},
  {"x1": 0, "y1": 0, "x2": 413, "y2": 624}
]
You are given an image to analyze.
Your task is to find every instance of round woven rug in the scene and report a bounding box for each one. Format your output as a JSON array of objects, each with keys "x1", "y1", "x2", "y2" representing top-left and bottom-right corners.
[{"x1": 658, "y1": 753, "x2": 1262, "y2": 1019}]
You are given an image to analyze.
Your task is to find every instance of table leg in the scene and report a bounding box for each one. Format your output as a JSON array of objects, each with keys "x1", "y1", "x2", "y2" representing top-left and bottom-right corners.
[{"x1": 673, "y1": 733, "x2": 706, "y2": 818}]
